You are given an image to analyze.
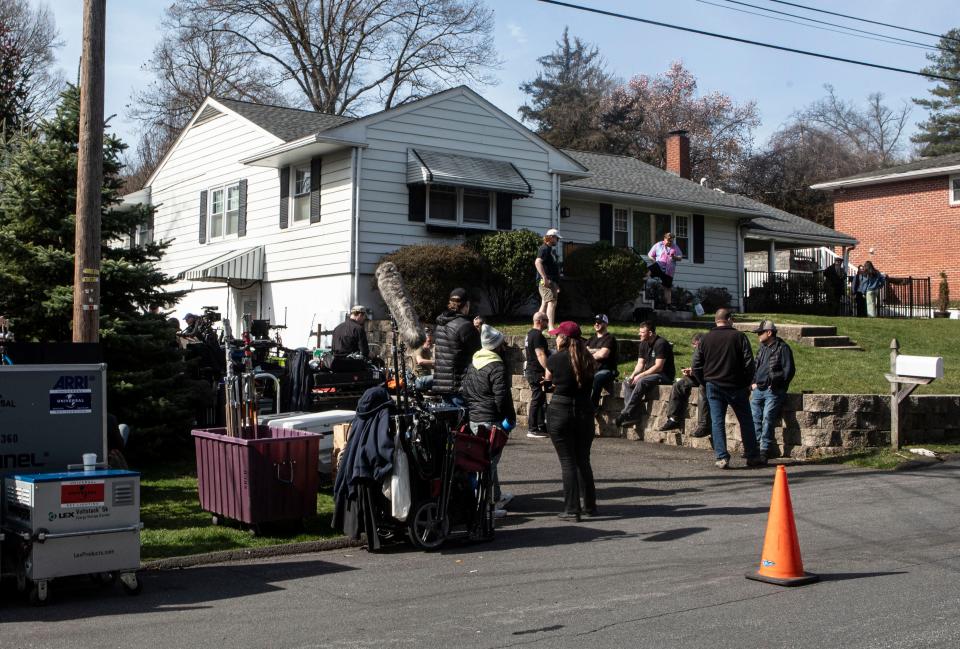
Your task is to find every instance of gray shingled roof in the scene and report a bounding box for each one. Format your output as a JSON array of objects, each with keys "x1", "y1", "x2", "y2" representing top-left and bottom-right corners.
[
  {"x1": 215, "y1": 98, "x2": 353, "y2": 142},
  {"x1": 818, "y1": 151, "x2": 960, "y2": 185},
  {"x1": 738, "y1": 200, "x2": 857, "y2": 245},
  {"x1": 561, "y1": 149, "x2": 760, "y2": 213},
  {"x1": 562, "y1": 149, "x2": 855, "y2": 244}
]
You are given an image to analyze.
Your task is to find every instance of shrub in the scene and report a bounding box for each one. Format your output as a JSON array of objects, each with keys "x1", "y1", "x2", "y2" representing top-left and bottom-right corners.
[
  {"x1": 377, "y1": 244, "x2": 484, "y2": 323},
  {"x1": 562, "y1": 241, "x2": 647, "y2": 314},
  {"x1": 466, "y1": 229, "x2": 541, "y2": 317},
  {"x1": 697, "y1": 286, "x2": 733, "y2": 312},
  {"x1": 938, "y1": 271, "x2": 950, "y2": 312}
]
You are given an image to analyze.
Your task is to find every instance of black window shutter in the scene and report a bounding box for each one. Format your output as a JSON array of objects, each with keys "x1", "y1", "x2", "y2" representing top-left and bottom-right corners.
[
  {"x1": 496, "y1": 193, "x2": 513, "y2": 230},
  {"x1": 238, "y1": 179, "x2": 248, "y2": 237},
  {"x1": 599, "y1": 203, "x2": 613, "y2": 243},
  {"x1": 693, "y1": 214, "x2": 705, "y2": 264},
  {"x1": 198, "y1": 190, "x2": 208, "y2": 244},
  {"x1": 310, "y1": 156, "x2": 322, "y2": 224},
  {"x1": 408, "y1": 184, "x2": 426, "y2": 222},
  {"x1": 279, "y1": 167, "x2": 290, "y2": 229}
]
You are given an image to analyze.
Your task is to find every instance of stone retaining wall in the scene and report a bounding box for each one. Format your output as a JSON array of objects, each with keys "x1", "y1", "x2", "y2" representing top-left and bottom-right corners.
[
  {"x1": 511, "y1": 375, "x2": 960, "y2": 457},
  {"x1": 367, "y1": 320, "x2": 959, "y2": 456}
]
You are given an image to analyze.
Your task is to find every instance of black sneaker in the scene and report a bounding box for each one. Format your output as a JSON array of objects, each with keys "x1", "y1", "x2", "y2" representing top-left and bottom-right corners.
[
  {"x1": 690, "y1": 428, "x2": 711, "y2": 438},
  {"x1": 658, "y1": 418, "x2": 681, "y2": 431},
  {"x1": 746, "y1": 455, "x2": 768, "y2": 467},
  {"x1": 762, "y1": 446, "x2": 780, "y2": 460},
  {"x1": 614, "y1": 414, "x2": 626, "y2": 427}
]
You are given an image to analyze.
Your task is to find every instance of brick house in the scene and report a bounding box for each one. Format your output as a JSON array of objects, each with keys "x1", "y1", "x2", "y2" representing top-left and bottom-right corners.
[{"x1": 811, "y1": 152, "x2": 960, "y2": 291}]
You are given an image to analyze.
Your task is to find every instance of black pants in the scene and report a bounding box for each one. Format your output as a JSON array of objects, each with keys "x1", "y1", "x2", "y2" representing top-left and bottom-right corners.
[
  {"x1": 526, "y1": 373, "x2": 546, "y2": 432},
  {"x1": 666, "y1": 378, "x2": 710, "y2": 431},
  {"x1": 546, "y1": 396, "x2": 596, "y2": 515}
]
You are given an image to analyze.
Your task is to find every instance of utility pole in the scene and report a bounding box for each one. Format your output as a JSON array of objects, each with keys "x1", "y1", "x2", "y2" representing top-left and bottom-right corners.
[{"x1": 73, "y1": 0, "x2": 106, "y2": 342}]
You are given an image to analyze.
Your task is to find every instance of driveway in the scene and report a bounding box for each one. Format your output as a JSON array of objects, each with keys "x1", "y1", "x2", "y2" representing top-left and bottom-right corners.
[{"x1": 3, "y1": 437, "x2": 959, "y2": 649}]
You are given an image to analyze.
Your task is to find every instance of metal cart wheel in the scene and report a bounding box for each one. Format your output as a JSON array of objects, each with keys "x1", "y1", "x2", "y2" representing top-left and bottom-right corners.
[
  {"x1": 93, "y1": 572, "x2": 117, "y2": 587},
  {"x1": 407, "y1": 501, "x2": 448, "y2": 550},
  {"x1": 28, "y1": 580, "x2": 49, "y2": 606},
  {"x1": 119, "y1": 572, "x2": 142, "y2": 596}
]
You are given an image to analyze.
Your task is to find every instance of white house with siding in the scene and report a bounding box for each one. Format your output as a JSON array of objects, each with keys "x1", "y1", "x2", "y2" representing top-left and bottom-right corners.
[{"x1": 136, "y1": 85, "x2": 852, "y2": 347}]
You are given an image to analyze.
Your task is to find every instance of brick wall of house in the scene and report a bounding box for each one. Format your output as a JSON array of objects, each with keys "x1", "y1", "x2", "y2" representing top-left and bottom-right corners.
[{"x1": 832, "y1": 175, "x2": 960, "y2": 293}]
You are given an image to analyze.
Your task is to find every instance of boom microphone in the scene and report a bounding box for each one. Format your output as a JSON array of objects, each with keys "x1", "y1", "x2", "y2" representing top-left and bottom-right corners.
[{"x1": 374, "y1": 261, "x2": 426, "y2": 350}]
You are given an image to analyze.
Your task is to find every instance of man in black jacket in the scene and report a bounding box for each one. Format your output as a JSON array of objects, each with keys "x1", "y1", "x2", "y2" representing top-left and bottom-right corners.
[
  {"x1": 433, "y1": 288, "x2": 481, "y2": 401},
  {"x1": 692, "y1": 308, "x2": 761, "y2": 469},
  {"x1": 751, "y1": 320, "x2": 795, "y2": 463},
  {"x1": 332, "y1": 305, "x2": 369, "y2": 358},
  {"x1": 462, "y1": 324, "x2": 516, "y2": 515}
]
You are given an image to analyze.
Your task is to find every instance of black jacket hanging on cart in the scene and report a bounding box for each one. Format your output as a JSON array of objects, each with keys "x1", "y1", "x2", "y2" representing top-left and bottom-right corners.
[{"x1": 333, "y1": 386, "x2": 395, "y2": 541}]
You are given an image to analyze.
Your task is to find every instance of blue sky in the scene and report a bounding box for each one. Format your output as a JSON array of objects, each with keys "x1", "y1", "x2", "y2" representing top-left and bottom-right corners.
[{"x1": 43, "y1": 0, "x2": 955, "y2": 153}]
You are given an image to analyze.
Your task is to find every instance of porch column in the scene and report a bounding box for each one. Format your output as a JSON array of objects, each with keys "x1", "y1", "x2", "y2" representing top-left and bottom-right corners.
[{"x1": 768, "y1": 240, "x2": 776, "y2": 274}]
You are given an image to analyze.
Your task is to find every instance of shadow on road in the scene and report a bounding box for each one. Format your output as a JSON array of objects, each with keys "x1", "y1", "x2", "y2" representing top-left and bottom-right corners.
[
  {"x1": 817, "y1": 570, "x2": 909, "y2": 582},
  {"x1": 0, "y1": 559, "x2": 357, "y2": 619}
]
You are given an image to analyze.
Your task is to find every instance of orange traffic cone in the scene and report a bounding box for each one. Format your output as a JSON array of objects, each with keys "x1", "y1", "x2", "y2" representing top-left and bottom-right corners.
[{"x1": 745, "y1": 464, "x2": 818, "y2": 586}]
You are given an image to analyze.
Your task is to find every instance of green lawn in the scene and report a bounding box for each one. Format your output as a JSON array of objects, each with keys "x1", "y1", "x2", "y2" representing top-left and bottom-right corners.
[
  {"x1": 498, "y1": 313, "x2": 959, "y2": 395},
  {"x1": 139, "y1": 460, "x2": 338, "y2": 561}
]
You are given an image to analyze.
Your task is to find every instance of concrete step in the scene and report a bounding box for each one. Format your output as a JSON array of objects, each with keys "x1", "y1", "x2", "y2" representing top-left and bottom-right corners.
[
  {"x1": 735, "y1": 323, "x2": 837, "y2": 341},
  {"x1": 800, "y1": 335, "x2": 863, "y2": 351}
]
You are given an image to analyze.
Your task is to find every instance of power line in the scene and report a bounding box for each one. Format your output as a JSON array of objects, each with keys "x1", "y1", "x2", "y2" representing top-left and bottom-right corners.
[
  {"x1": 534, "y1": 0, "x2": 960, "y2": 83},
  {"x1": 717, "y1": 0, "x2": 949, "y2": 53},
  {"x1": 764, "y1": 0, "x2": 960, "y2": 46},
  {"x1": 697, "y1": 0, "x2": 940, "y2": 53}
]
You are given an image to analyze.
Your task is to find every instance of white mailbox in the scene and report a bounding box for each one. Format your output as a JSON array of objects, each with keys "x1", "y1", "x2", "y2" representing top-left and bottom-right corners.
[{"x1": 895, "y1": 355, "x2": 943, "y2": 379}]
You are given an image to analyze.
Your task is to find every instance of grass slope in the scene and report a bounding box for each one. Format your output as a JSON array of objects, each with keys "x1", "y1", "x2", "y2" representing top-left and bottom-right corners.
[{"x1": 497, "y1": 313, "x2": 958, "y2": 394}]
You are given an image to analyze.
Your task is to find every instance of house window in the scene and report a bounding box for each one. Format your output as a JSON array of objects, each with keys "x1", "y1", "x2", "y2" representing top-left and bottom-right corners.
[
  {"x1": 293, "y1": 165, "x2": 311, "y2": 223},
  {"x1": 426, "y1": 185, "x2": 495, "y2": 228},
  {"x1": 675, "y1": 214, "x2": 689, "y2": 255},
  {"x1": 951, "y1": 174, "x2": 960, "y2": 206},
  {"x1": 614, "y1": 208, "x2": 629, "y2": 247},
  {"x1": 208, "y1": 182, "x2": 240, "y2": 241}
]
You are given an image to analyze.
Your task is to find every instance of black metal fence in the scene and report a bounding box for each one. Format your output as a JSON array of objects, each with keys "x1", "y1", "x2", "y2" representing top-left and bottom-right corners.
[{"x1": 743, "y1": 270, "x2": 932, "y2": 318}]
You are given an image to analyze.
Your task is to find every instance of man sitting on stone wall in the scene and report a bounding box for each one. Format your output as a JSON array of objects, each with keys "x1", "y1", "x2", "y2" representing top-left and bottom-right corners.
[
  {"x1": 615, "y1": 321, "x2": 675, "y2": 428},
  {"x1": 658, "y1": 332, "x2": 711, "y2": 438}
]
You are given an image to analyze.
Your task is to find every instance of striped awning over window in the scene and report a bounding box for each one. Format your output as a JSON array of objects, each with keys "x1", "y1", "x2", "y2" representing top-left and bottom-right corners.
[
  {"x1": 176, "y1": 246, "x2": 264, "y2": 283},
  {"x1": 406, "y1": 148, "x2": 533, "y2": 197}
]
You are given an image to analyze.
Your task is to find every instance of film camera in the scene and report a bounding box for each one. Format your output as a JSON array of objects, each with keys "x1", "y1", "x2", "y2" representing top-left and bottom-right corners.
[{"x1": 200, "y1": 306, "x2": 221, "y2": 323}]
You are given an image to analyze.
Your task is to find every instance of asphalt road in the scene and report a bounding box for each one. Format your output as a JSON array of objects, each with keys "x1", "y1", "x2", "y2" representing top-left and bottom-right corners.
[{"x1": 3, "y1": 437, "x2": 960, "y2": 649}]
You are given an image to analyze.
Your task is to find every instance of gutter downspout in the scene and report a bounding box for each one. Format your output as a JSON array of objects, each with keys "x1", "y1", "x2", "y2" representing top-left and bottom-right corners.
[
  {"x1": 350, "y1": 147, "x2": 363, "y2": 307},
  {"x1": 737, "y1": 219, "x2": 747, "y2": 311}
]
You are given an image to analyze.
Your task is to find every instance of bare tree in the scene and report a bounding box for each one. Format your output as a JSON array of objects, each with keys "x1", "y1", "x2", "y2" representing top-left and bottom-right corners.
[
  {"x1": 0, "y1": 0, "x2": 64, "y2": 126},
  {"x1": 173, "y1": 0, "x2": 499, "y2": 115},
  {"x1": 126, "y1": 5, "x2": 283, "y2": 188},
  {"x1": 802, "y1": 85, "x2": 911, "y2": 167}
]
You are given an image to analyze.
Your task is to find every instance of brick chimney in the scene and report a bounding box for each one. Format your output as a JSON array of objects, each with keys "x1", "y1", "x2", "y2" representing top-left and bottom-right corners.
[{"x1": 665, "y1": 129, "x2": 691, "y2": 179}]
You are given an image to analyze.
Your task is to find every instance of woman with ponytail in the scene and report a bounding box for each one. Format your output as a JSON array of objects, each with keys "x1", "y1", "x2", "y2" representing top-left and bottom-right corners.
[{"x1": 543, "y1": 321, "x2": 598, "y2": 521}]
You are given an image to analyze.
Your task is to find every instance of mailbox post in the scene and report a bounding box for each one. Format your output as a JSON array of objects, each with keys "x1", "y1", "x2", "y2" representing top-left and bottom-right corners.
[{"x1": 884, "y1": 339, "x2": 943, "y2": 449}]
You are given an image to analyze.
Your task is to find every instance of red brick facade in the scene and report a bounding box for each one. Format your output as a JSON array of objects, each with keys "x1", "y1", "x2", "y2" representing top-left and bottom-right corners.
[{"x1": 832, "y1": 175, "x2": 960, "y2": 295}]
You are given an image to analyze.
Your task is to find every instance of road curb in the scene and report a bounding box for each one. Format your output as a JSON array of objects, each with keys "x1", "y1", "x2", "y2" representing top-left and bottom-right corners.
[{"x1": 141, "y1": 536, "x2": 365, "y2": 571}]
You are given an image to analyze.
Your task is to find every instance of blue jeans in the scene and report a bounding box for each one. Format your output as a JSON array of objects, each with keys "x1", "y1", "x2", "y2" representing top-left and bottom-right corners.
[
  {"x1": 591, "y1": 369, "x2": 617, "y2": 409},
  {"x1": 706, "y1": 383, "x2": 759, "y2": 461},
  {"x1": 751, "y1": 387, "x2": 786, "y2": 452}
]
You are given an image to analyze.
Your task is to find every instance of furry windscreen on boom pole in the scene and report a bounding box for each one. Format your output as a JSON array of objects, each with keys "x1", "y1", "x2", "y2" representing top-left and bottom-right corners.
[{"x1": 375, "y1": 262, "x2": 426, "y2": 350}]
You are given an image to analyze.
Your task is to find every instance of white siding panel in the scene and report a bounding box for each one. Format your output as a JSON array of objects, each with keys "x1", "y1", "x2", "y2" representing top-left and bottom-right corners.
[
  {"x1": 356, "y1": 94, "x2": 554, "y2": 274},
  {"x1": 152, "y1": 113, "x2": 355, "y2": 288},
  {"x1": 558, "y1": 197, "x2": 741, "y2": 300}
]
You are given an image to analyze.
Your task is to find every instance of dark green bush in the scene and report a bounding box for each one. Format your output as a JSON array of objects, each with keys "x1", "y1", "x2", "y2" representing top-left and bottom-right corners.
[
  {"x1": 697, "y1": 286, "x2": 733, "y2": 312},
  {"x1": 466, "y1": 229, "x2": 541, "y2": 317},
  {"x1": 562, "y1": 242, "x2": 647, "y2": 314},
  {"x1": 378, "y1": 244, "x2": 484, "y2": 323}
]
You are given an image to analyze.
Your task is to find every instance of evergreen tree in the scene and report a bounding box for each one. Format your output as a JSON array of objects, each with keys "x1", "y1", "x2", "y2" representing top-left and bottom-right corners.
[
  {"x1": 0, "y1": 85, "x2": 205, "y2": 457},
  {"x1": 519, "y1": 28, "x2": 615, "y2": 150},
  {"x1": 0, "y1": 18, "x2": 30, "y2": 138},
  {"x1": 912, "y1": 28, "x2": 960, "y2": 157}
]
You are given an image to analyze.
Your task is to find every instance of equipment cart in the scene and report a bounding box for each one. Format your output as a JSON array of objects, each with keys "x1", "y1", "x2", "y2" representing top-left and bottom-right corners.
[{"x1": 3, "y1": 469, "x2": 143, "y2": 604}]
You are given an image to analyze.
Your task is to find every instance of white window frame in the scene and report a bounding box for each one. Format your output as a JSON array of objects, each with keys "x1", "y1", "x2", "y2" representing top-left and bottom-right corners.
[
  {"x1": 207, "y1": 181, "x2": 241, "y2": 243},
  {"x1": 615, "y1": 207, "x2": 690, "y2": 258},
  {"x1": 425, "y1": 185, "x2": 496, "y2": 229},
  {"x1": 291, "y1": 164, "x2": 312, "y2": 226},
  {"x1": 613, "y1": 206, "x2": 629, "y2": 247},
  {"x1": 950, "y1": 174, "x2": 960, "y2": 206}
]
